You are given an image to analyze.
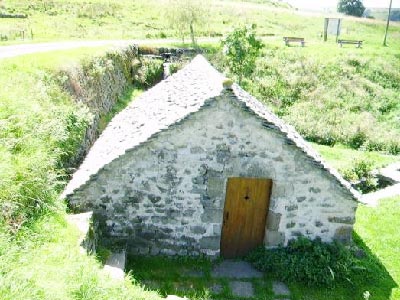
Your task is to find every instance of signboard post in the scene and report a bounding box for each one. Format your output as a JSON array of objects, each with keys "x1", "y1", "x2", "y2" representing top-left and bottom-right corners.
[{"x1": 324, "y1": 18, "x2": 342, "y2": 42}]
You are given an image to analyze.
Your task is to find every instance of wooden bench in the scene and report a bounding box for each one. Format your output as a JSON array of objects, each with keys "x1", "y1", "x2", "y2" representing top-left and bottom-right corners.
[
  {"x1": 283, "y1": 37, "x2": 305, "y2": 47},
  {"x1": 338, "y1": 39, "x2": 363, "y2": 48}
]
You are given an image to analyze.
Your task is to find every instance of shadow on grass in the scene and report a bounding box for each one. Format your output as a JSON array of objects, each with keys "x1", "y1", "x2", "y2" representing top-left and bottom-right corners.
[
  {"x1": 289, "y1": 233, "x2": 398, "y2": 300},
  {"x1": 125, "y1": 255, "x2": 218, "y2": 300},
  {"x1": 347, "y1": 232, "x2": 398, "y2": 300},
  {"x1": 124, "y1": 233, "x2": 398, "y2": 300}
]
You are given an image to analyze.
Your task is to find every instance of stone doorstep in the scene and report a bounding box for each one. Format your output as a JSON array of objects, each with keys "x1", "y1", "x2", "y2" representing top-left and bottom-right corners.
[
  {"x1": 66, "y1": 211, "x2": 93, "y2": 252},
  {"x1": 229, "y1": 281, "x2": 255, "y2": 298},
  {"x1": 104, "y1": 250, "x2": 126, "y2": 280},
  {"x1": 272, "y1": 281, "x2": 291, "y2": 296},
  {"x1": 211, "y1": 260, "x2": 263, "y2": 279}
]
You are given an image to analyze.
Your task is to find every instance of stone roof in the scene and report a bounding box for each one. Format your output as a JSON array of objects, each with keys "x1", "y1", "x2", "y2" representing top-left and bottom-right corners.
[{"x1": 63, "y1": 55, "x2": 360, "y2": 201}]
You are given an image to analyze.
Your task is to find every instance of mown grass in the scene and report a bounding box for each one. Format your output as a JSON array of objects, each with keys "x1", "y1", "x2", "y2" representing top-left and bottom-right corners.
[
  {"x1": 311, "y1": 143, "x2": 399, "y2": 171},
  {"x1": 0, "y1": 49, "x2": 163, "y2": 300}
]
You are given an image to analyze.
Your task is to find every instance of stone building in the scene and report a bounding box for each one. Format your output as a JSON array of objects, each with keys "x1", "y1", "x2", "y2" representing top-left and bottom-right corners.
[{"x1": 64, "y1": 55, "x2": 360, "y2": 258}]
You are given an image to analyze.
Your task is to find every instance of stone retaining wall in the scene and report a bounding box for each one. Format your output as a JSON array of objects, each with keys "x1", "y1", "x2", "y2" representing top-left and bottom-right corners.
[{"x1": 62, "y1": 45, "x2": 195, "y2": 169}]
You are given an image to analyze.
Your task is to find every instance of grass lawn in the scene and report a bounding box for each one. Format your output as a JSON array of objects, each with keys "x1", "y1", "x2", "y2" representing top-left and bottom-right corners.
[{"x1": 311, "y1": 143, "x2": 400, "y2": 171}]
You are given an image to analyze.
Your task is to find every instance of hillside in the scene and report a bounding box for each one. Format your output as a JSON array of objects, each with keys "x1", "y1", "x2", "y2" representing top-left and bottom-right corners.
[{"x1": 0, "y1": 0, "x2": 398, "y2": 44}]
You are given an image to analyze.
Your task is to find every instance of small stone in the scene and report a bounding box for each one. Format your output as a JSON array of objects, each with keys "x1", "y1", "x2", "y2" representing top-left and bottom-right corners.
[
  {"x1": 211, "y1": 260, "x2": 263, "y2": 279},
  {"x1": 328, "y1": 216, "x2": 355, "y2": 224},
  {"x1": 199, "y1": 236, "x2": 220, "y2": 250},
  {"x1": 191, "y1": 225, "x2": 207, "y2": 234},
  {"x1": 210, "y1": 283, "x2": 223, "y2": 294},
  {"x1": 229, "y1": 281, "x2": 254, "y2": 298},
  {"x1": 267, "y1": 211, "x2": 281, "y2": 231},
  {"x1": 296, "y1": 196, "x2": 306, "y2": 203},
  {"x1": 309, "y1": 187, "x2": 321, "y2": 193},
  {"x1": 265, "y1": 231, "x2": 285, "y2": 247},
  {"x1": 333, "y1": 226, "x2": 353, "y2": 244},
  {"x1": 286, "y1": 222, "x2": 296, "y2": 229},
  {"x1": 272, "y1": 281, "x2": 291, "y2": 296},
  {"x1": 315, "y1": 221, "x2": 323, "y2": 227},
  {"x1": 285, "y1": 204, "x2": 298, "y2": 211}
]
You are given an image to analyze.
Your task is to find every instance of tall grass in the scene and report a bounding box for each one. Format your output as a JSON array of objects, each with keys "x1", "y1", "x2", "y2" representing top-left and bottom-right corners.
[
  {"x1": 0, "y1": 48, "x2": 163, "y2": 300},
  {"x1": 0, "y1": 53, "x2": 93, "y2": 232},
  {"x1": 218, "y1": 44, "x2": 400, "y2": 154}
]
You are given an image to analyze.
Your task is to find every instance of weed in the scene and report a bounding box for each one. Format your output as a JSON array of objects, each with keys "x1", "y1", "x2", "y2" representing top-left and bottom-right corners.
[{"x1": 247, "y1": 237, "x2": 355, "y2": 287}]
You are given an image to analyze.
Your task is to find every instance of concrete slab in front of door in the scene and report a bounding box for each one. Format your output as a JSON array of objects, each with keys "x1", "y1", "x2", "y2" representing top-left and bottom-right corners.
[{"x1": 211, "y1": 260, "x2": 263, "y2": 279}]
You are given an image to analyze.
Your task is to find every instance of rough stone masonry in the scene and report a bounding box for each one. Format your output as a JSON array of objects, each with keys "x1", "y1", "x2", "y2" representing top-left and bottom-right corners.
[{"x1": 65, "y1": 55, "x2": 359, "y2": 257}]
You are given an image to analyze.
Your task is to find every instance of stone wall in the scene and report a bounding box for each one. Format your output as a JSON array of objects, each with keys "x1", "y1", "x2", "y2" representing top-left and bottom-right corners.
[
  {"x1": 69, "y1": 91, "x2": 357, "y2": 257},
  {"x1": 61, "y1": 45, "x2": 194, "y2": 169},
  {"x1": 61, "y1": 45, "x2": 139, "y2": 167}
]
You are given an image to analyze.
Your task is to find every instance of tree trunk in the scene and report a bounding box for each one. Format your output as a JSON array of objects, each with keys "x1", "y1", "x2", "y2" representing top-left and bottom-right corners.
[{"x1": 189, "y1": 22, "x2": 196, "y2": 46}]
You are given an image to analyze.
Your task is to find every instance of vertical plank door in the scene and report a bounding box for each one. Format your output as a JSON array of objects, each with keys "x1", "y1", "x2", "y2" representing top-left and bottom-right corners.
[{"x1": 220, "y1": 177, "x2": 272, "y2": 258}]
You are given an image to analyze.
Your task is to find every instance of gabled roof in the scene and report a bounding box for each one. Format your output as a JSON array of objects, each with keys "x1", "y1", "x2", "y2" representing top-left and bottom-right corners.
[{"x1": 63, "y1": 55, "x2": 360, "y2": 201}]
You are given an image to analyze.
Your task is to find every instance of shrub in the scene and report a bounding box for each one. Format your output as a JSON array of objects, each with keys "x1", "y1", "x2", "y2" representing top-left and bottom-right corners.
[
  {"x1": 342, "y1": 159, "x2": 378, "y2": 193},
  {"x1": 134, "y1": 58, "x2": 164, "y2": 88},
  {"x1": 222, "y1": 24, "x2": 263, "y2": 83},
  {"x1": 247, "y1": 237, "x2": 355, "y2": 286}
]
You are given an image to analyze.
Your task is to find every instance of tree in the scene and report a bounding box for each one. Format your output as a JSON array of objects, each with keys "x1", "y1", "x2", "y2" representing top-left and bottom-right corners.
[
  {"x1": 337, "y1": 0, "x2": 365, "y2": 17},
  {"x1": 165, "y1": 0, "x2": 209, "y2": 46},
  {"x1": 222, "y1": 24, "x2": 264, "y2": 84}
]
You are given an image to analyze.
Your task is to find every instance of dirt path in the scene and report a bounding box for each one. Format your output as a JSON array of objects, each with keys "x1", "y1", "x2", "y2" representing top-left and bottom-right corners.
[{"x1": 0, "y1": 38, "x2": 218, "y2": 59}]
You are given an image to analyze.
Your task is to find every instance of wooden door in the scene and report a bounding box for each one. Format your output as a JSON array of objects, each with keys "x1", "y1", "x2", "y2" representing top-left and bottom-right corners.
[{"x1": 220, "y1": 177, "x2": 272, "y2": 258}]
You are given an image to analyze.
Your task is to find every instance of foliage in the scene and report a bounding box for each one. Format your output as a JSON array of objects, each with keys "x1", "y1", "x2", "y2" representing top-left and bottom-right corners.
[
  {"x1": 134, "y1": 58, "x2": 164, "y2": 88},
  {"x1": 338, "y1": 0, "x2": 366, "y2": 17},
  {"x1": 165, "y1": 0, "x2": 209, "y2": 45},
  {"x1": 342, "y1": 159, "x2": 378, "y2": 193},
  {"x1": 222, "y1": 24, "x2": 264, "y2": 83},
  {"x1": 247, "y1": 237, "x2": 355, "y2": 287}
]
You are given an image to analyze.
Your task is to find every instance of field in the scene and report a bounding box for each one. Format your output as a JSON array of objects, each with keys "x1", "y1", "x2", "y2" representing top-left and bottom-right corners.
[{"x1": 0, "y1": 1, "x2": 399, "y2": 299}]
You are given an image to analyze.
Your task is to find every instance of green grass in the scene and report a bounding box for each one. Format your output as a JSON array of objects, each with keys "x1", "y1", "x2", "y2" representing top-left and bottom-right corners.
[
  {"x1": 0, "y1": 47, "x2": 115, "y2": 230},
  {"x1": 1, "y1": 0, "x2": 399, "y2": 46},
  {"x1": 0, "y1": 48, "x2": 162, "y2": 300},
  {"x1": 0, "y1": 212, "x2": 162, "y2": 300},
  {"x1": 311, "y1": 143, "x2": 399, "y2": 171},
  {"x1": 126, "y1": 255, "x2": 274, "y2": 300}
]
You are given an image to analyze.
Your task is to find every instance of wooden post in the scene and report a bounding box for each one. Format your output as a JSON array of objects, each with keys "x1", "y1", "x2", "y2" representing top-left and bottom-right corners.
[
  {"x1": 336, "y1": 19, "x2": 341, "y2": 43},
  {"x1": 324, "y1": 18, "x2": 328, "y2": 41},
  {"x1": 383, "y1": 0, "x2": 393, "y2": 46}
]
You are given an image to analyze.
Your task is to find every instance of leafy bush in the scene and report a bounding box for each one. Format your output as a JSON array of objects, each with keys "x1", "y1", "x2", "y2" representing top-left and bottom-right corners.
[
  {"x1": 247, "y1": 237, "x2": 355, "y2": 286},
  {"x1": 222, "y1": 24, "x2": 263, "y2": 83},
  {"x1": 134, "y1": 58, "x2": 164, "y2": 88},
  {"x1": 342, "y1": 159, "x2": 378, "y2": 193}
]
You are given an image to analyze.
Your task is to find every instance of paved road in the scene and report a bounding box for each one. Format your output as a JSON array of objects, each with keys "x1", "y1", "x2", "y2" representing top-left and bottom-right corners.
[{"x1": 0, "y1": 38, "x2": 218, "y2": 59}]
